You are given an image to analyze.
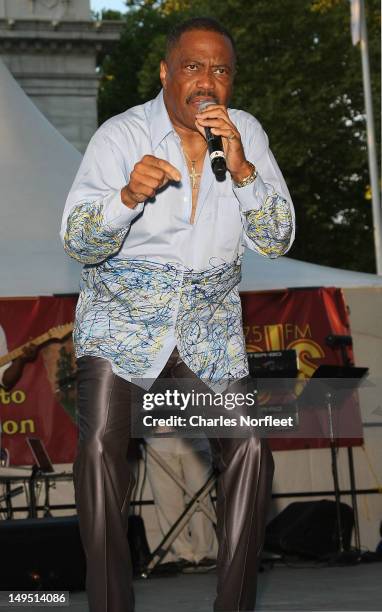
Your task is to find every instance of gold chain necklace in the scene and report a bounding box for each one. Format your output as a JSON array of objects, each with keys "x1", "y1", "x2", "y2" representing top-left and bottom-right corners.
[{"x1": 182, "y1": 145, "x2": 207, "y2": 189}]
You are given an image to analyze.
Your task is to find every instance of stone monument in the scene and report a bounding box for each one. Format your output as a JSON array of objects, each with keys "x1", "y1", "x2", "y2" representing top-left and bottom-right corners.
[{"x1": 0, "y1": 0, "x2": 123, "y2": 152}]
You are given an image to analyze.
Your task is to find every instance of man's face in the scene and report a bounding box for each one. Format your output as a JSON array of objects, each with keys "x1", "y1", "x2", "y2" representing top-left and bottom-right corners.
[{"x1": 160, "y1": 29, "x2": 235, "y2": 131}]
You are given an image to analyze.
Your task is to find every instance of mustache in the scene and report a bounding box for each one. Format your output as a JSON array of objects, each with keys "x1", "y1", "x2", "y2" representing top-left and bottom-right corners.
[{"x1": 185, "y1": 91, "x2": 219, "y2": 105}]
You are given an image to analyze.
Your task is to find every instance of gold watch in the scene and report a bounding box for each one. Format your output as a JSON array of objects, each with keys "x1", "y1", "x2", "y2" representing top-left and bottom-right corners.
[{"x1": 233, "y1": 162, "x2": 258, "y2": 188}]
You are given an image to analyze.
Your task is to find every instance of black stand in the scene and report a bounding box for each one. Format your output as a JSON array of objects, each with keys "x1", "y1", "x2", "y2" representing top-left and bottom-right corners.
[
  {"x1": 326, "y1": 334, "x2": 362, "y2": 553},
  {"x1": 28, "y1": 465, "x2": 40, "y2": 519},
  {"x1": 0, "y1": 485, "x2": 24, "y2": 520},
  {"x1": 28, "y1": 465, "x2": 54, "y2": 518},
  {"x1": 140, "y1": 445, "x2": 217, "y2": 578},
  {"x1": 299, "y1": 364, "x2": 368, "y2": 563},
  {"x1": 43, "y1": 476, "x2": 53, "y2": 518}
]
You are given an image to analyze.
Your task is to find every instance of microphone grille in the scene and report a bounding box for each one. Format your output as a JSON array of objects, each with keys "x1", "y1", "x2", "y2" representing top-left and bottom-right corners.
[{"x1": 198, "y1": 100, "x2": 216, "y2": 112}]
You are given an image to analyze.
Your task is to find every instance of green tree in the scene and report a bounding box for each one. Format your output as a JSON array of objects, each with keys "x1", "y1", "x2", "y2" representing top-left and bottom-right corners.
[
  {"x1": 98, "y1": 4, "x2": 189, "y2": 122},
  {"x1": 98, "y1": 0, "x2": 381, "y2": 272},
  {"x1": 91, "y1": 9, "x2": 124, "y2": 20}
]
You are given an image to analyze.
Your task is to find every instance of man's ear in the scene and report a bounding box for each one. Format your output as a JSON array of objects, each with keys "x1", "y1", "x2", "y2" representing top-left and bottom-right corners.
[{"x1": 160, "y1": 60, "x2": 168, "y2": 89}]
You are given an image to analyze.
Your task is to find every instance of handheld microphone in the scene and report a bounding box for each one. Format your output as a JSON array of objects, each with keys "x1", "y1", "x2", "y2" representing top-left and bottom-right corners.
[{"x1": 198, "y1": 100, "x2": 227, "y2": 181}]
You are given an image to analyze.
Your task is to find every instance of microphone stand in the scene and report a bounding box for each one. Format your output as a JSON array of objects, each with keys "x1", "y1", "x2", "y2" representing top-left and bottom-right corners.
[
  {"x1": 28, "y1": 464, "x2": 41, "y2": 519},
  {"x1": 326, "y1": 335, "x2": 362, "y2": 555}
]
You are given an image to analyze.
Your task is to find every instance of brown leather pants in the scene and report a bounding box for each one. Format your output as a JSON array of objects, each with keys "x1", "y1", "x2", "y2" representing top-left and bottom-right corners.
[{"x1": 73, "y1": 349, "x2": 274, "y2": 612}]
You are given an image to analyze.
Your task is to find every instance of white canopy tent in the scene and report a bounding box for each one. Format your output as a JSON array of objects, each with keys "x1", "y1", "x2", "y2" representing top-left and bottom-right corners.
[
  {"x1": 0, "y1": 59, "x2": 81, "y2": 297},
  {"x1": 240, "y1": 249, "x2": 382, "y2": 291}
]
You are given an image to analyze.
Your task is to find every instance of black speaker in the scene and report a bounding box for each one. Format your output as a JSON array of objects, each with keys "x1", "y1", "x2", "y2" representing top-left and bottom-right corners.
[
  {"x1": 265, "y1": 500, "x2": 354, "y2": 558},
  {"x1": 0, "y1": 516, "x2": 86, "y2": 590}
]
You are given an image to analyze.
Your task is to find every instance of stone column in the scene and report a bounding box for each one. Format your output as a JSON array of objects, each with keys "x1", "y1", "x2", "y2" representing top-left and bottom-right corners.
[{"x1": 0, "y1": 1, "x2": 123, "y2": 152}]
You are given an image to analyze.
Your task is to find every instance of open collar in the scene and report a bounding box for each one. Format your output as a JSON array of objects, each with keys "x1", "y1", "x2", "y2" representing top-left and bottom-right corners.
[{"x1": 148, "y1": 89, "x2": 174, "y2": 151}]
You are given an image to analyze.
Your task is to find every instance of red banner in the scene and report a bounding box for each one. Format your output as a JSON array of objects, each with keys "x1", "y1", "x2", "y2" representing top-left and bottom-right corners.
[
  {"x1": 0, "y1": 297, "x2": 77, "y2": 465},
  {"x1": 240, "y1": 287, "x2": 363, "y2": 451},
  {"x1": 0, "y1": 288, "x2": 362, "y2": 464}
]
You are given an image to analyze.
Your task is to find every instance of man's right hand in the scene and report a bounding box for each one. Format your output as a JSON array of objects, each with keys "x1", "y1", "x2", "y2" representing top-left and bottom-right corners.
[{"x1": 121, "y1": 155, "x2": 181, "y2": 209}]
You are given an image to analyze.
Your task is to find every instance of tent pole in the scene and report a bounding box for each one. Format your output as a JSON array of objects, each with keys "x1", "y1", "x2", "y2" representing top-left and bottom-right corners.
[{"x1": 359, "y1": 0, "x2": 382, "y2": 274}]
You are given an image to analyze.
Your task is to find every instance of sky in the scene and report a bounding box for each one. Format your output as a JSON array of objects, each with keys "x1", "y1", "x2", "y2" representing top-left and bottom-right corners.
[{"x1": 90, "y1": 0, "x2": 128, "y2": 13}]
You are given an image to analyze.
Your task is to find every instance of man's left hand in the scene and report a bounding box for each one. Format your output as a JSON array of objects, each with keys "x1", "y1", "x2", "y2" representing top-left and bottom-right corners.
[{"x1": 195, "y1": 104, "x2": 252, "y2": 182}]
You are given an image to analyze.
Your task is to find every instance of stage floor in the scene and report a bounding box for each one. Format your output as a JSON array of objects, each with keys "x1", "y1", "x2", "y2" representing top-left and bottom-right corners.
[{"x1": 2, "y1": 563, "x2": 381, "y2": 611}]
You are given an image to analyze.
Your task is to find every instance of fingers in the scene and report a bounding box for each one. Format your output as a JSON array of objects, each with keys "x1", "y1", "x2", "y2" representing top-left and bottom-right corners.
[
  {"x1": 195, "y1": 106, "x2": 239, "y2": 140},
  {"x1": 150, "y1": 157, "x2": 181, "y2": 183},
  {"x1": 194, "y1": 121, "x2": 207, "y2": 139},
  {"x1": 196, "y1": 115, "x2": 237, "y2": 132},
  {"x1": 125, "y1": 155, "x2": 181, "y2": 204},
  {"x1": 195, "y1": 118, "x2": 240, "y2": 142},
  {"x1": 197, "y1": 119, "x2": 238, "y2": 136},
  {"x1": 210, "y1": 127, "x2": 238, "y2": 138},
  {"x1": 140, "y1": 155, "x2": 181, "y2": 183},
  {"x1": 195, "y1": 104, "x2": 230, "y2": 123}
]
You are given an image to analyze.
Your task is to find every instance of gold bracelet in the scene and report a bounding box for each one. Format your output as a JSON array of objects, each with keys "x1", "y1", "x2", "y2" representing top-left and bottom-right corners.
[{"x1": 233, "y1": 162, "x2": 258, "y2": 188}]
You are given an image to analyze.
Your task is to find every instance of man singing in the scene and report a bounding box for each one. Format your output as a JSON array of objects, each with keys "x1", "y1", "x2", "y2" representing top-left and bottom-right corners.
[{"x1": 61, "y1": 17, "x2": 295, "y2": 612}]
